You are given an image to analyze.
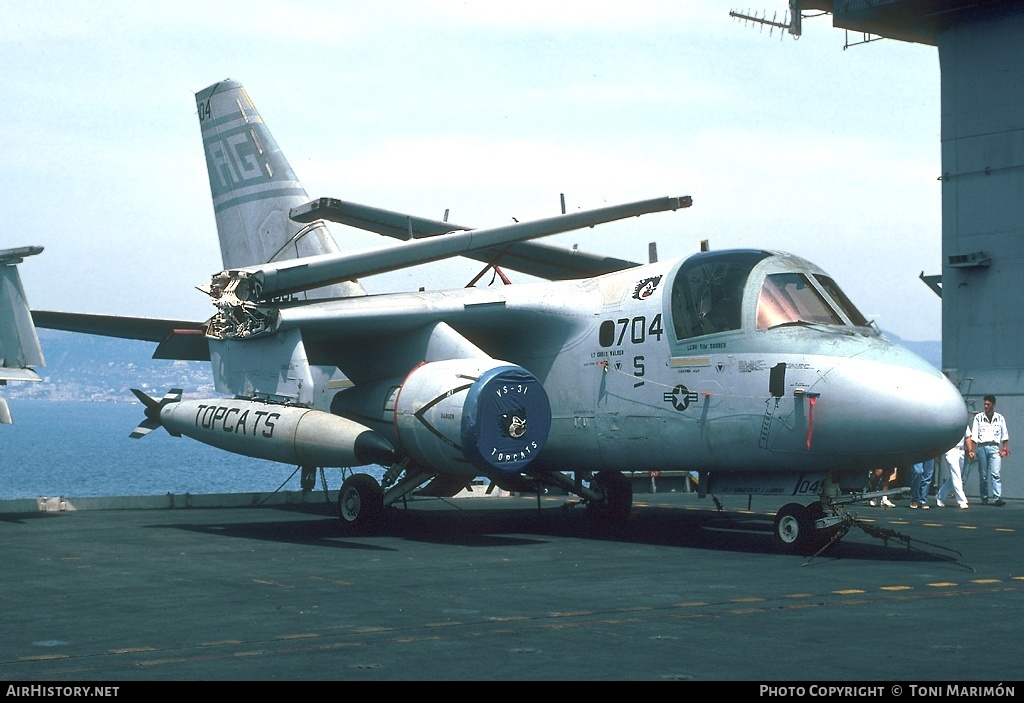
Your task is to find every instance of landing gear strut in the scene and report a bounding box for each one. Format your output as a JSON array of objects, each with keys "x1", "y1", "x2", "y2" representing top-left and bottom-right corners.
[
  {"x1": 586, "y1": 471, "x2": 633, "y2": 520},
  {"x1": 533, "y1": 469, "x2": 634, "y2": 521}
]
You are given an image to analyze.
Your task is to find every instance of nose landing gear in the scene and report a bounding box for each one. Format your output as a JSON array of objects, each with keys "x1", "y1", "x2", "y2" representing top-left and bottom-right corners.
[
  {"x1": 772, "y1": 491, "x2": 972, "y2": 570},
  {"x1": 773, "y1": 501, "x2": 849, "y2": 556}
]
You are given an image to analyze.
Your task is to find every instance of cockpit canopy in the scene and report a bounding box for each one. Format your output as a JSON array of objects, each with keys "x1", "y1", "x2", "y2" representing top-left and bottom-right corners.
[{"x1": 669, "y1": 249, "x2": 870, "y2": 342}]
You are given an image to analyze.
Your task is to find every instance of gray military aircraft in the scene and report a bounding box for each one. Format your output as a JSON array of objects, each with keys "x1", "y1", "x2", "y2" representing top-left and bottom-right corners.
[
  {"x1": 33, "y1": 80, "x2": 967, "y2": 554},
  {"x1": 1, "y1": 245, "x2": 45, "y2": 424}
]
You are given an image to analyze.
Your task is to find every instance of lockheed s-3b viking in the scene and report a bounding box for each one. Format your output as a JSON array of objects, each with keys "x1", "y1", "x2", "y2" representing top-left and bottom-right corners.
[{"x1": 33, "y1": 80, "x2": 967, "y2": 555}]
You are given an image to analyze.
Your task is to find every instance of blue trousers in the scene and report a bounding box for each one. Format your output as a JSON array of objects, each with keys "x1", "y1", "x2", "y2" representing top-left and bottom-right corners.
[
  {"x1": 975, "y1": 445, "x2": 1002, "y2": 502},
  {"x1": 911, "y1": 459, "x2": 935, "y2": 504}
]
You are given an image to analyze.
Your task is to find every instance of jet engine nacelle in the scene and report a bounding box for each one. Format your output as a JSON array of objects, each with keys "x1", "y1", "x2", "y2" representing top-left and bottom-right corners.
[
  {"x1": 392, "y1": 359, "x2": 552, "y2": 477},
  {"x1": 159, "y1": 398, "x2": 395, "y2": 467}
]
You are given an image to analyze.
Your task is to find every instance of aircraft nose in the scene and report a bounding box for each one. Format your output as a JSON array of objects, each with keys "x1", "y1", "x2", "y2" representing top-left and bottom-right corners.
[
  {"x1": 888, "y1": 366, "x2": 969, "y2": 456},
  {"x1": 813, "y1": 355, "x2": 968, "y2": 465}
]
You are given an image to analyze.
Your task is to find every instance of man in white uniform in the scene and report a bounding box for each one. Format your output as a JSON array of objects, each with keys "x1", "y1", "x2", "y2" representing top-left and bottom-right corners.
[{"x1": 936, "y1": 427, "x2": 970, "y2": 509}]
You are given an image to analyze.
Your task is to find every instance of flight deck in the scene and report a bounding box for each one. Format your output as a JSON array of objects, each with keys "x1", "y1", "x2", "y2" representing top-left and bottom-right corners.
[{"x1": 1, "y1": 491, "x2": 1020, "y2": 682}]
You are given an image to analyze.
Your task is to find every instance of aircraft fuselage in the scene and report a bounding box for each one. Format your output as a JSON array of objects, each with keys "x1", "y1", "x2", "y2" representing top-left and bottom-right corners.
[{"x1": 279, "y1": 249, "x2": 967, "y2": 482}]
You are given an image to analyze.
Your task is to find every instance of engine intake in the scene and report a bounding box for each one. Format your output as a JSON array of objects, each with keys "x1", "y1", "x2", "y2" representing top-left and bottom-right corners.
[{"x1": 393, "y1": 359, "x2": 551, "y2": 476}]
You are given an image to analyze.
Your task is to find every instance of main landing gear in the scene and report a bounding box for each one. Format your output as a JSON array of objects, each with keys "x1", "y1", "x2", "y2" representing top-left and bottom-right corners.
[
  {"x1": 334, "y1": 468, "x2": 638, "y2": 534},
  {"x1": 531, "y1": 469, "x2": 634, "y2": 521},
  {"x1": 585, "y1": 471, "x2": 633, "y2": 520},
  {"x1": 338, "y1": 473, "x2": 385, "y2": 534}
]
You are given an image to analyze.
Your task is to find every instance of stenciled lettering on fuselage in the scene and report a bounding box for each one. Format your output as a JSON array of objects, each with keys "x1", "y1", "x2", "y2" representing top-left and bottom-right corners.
[
  {"x1": 663, "y1": 384, "x2": 699, "y2": 412},
  {"x1": 759, "y1": 400, "x2": 776, "y2": 449},
  {"x1": 595, "y1": 314, "x2": 664, "y2": 389},
  {"x1": 194, "y1": 403, "x2": 280, "y2": 438},
  {"x1": 413, "y1": 383, "x2": 473, "y2": 450}
]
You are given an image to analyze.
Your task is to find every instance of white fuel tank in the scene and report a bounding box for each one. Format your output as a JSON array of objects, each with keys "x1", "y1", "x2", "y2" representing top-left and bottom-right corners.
[{"x1": 161, "y1": 398, "x2": 394, "y2": 467}]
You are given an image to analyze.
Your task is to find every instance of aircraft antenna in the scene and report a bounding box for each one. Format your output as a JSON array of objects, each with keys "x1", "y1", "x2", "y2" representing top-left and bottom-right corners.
[
  {"x1": 649, "y1": 242, "x2": 658, "y2": 263},
  {"x1": 443, "y1": 209, "x2": 449, "y2": 223},
  {"x1": 729, "y1": 3, "x2": 808, "y2": 39},
  {"x1": 560, "y1": 193, "x2": 566, "y2": 215},
  {"x1": 700, "y1": 239, "x2": 710, "y2": 252}
]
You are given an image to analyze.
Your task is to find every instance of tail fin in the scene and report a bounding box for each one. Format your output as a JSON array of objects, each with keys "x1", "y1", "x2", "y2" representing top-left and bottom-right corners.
[
  {"x1": 1, "y1": 246, "x2": 45, "y2": 425},
  {"x1": 0, "y1": 247, "x2": 44, "y2": 377},
  {"x1": 194, "y1": 80, "x2": 364, "y2": 300},
  {"x1": 129, "y1": 387, "x2": 182, "y2": 438}
]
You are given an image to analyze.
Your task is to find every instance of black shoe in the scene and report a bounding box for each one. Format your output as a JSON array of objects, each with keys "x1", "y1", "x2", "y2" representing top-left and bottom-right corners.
[{"x1": 994, "y1": 499, "x2": 1006, "y2": 507}]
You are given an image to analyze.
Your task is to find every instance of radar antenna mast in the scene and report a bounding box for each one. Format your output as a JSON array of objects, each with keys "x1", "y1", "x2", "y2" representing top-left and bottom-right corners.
[{"x1": 729, "y1": 5, "x2": 801, "y2": 38}]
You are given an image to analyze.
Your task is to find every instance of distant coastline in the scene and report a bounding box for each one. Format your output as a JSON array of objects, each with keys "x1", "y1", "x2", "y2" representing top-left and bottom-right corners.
[{"x1": 6, "y1": 329, "x2": 213, "y2": 403}]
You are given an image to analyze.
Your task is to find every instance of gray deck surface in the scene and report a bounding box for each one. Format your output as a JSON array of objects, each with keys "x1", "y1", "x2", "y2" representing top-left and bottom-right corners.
[{"x1": 1, "y1": 491, "x2": 1020, "y2": 682}]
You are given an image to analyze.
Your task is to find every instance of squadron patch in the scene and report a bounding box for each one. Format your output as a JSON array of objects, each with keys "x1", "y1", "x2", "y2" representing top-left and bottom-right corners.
[
  {"x1": 632, "y1": 276, "x2": 662, "y2": 300},
  {"x1": 500, "y1": 410, "x2": 528, "y2": 439}
]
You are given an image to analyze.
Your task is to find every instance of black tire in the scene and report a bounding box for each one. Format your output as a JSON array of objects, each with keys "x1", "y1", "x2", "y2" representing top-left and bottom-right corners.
[
  {"x1": 586, "y1": 471, "x2": 633, "y2": 521},
  {"x1": 338, "y1": 474, "x2": 384, "y2": 534},
  {"x1": 805, "y1": 501, "x2": 845, "y2": 553},
  {"x1": 773, "y1": 502, "x2": 815, "y2": 555}
]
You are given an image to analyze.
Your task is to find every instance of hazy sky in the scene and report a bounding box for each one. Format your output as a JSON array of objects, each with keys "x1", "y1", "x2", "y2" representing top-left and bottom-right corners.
[{"x1": 2, "y1": 1, "x2": 943, "y2": 340}]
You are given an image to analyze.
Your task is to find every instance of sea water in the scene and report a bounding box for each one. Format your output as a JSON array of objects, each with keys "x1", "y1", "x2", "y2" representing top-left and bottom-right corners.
[{"x1": 0, "y1": 400, "x2": 383, "y2": 499}]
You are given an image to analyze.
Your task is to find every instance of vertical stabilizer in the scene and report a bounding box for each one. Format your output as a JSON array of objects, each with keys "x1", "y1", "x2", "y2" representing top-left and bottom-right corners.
[
  {"x1": 1, "y1": 246, "x2": 45, "y2": 424},
  {"x1": 195, "y1": 80, "x2": 364, "y2": 300},
  {"x1": 0, "y1": 247, "x2": 45, "y2": 374}
]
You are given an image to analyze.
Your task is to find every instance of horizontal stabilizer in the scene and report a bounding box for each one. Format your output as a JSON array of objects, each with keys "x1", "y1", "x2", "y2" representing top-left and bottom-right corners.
[
  {"x1": 1, "y1": 246, "x2": 45, "y2": 377},
  {"x1": 291, "y1": 198, "x2": 639, "y2": 280},
  {"x1": 0, "y1": 368, "x2": 41, "y2": 383},
  {"x1": 32, "y1": 311, "x2": 205, "y2": 344},
  {"x1": 154, "y1": 329, "x2": 210, "y2": 361},
  {"x1": 227, "y1": 195, "x2": 691, "y2": 301},
  {"x1": 0, "y1": 246, "x2": 43, "y2": 265}
]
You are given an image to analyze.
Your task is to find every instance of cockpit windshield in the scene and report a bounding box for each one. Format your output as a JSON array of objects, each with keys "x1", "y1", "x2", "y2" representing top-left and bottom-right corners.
[
  {"x1": 756, "y1": 273, "x2": 842, "y2": 330},
  {"x1": 669, "y1": 251, "x2": 868, "y2": 341},
  {"x1": 813, "y1": 274, "x2": 870, "y2": 327},
  {"x1": 671, "y1": 250, "x2": 770, "y2": 340}
]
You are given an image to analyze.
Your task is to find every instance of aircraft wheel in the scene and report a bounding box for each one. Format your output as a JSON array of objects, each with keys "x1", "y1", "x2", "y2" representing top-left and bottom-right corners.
[
  {"x1": 805, "y1": 502, "x2": 843, "y2": 552},
  {"x1": 586, "y1": 471, "x2": 633, "y2": 521},
  {"x1": 338, "y1": 474, "x2": 384, "y2": 533},
  {"x1": 773, "y1": 502, "x2": 815, "y2": 555}
]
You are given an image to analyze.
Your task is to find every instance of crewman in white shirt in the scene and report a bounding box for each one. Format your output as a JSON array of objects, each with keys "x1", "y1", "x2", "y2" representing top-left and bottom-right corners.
[{"x1": 966, "y1": 395, "x2": 1009, "y2": 506}]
